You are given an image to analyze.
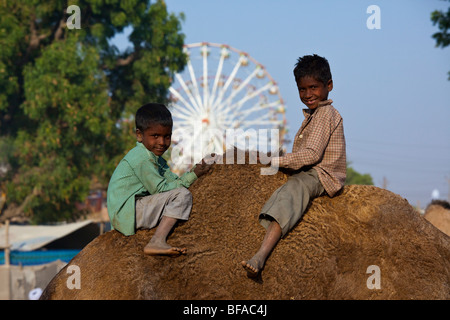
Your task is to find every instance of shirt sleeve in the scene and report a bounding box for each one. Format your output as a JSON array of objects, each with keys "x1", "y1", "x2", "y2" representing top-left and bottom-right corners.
[
  {"x1": 133, "y1": 157, "x2": 198, "y2": 194},
  {"x1": 276, "y1": 109, "x2": 335, "y2": 170}
]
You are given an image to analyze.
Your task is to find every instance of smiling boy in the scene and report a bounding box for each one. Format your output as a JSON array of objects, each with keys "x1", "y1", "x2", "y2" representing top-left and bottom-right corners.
[
  {"x1": 107, "y1": 103, "x2": 212, "y2": 256},
  {"x1": 242, "y1": 54, "x2": 346, "y2": 277}
]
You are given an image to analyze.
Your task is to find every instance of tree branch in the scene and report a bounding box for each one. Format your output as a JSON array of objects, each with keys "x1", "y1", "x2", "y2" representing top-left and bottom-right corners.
[
  {"x1": 54, "y1": 18, "x2": 67, "y2": 41},
  {"x1": 115, "y1": 52, "x2": 136, "y2": 67},
  {"x1": 26, "y1": 14, "x2": 50, "y2": 56},
  {"x1": 0, "y1": 187, "x2": 40, "y2": 223}
]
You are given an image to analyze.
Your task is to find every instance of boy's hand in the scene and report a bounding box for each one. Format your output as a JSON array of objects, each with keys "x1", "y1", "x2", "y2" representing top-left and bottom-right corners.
[{"x1": 193, "y1": 154, "x2": 216, "y2": 177}]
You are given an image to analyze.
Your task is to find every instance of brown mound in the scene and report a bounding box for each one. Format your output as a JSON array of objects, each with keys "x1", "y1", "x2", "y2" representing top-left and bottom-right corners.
[
  {"x1": 424, "y1": 201, "x2": 450, "y2": 237},
  {"x1": 41, "y1": 163, "x2": 450, "y2": 300}
]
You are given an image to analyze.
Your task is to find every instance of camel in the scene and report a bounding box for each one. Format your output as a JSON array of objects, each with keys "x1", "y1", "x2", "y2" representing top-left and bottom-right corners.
[
  {"x1": 424, "y1": 200, "x2": 450, "y2": 237},
  {"x1": 40, "y1": 162, "x2": 450, "y2": 300}
]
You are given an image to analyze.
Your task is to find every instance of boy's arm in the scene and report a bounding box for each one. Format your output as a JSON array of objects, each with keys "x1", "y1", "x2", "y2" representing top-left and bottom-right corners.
[
  {"x1": 166, "y1": 154, "x2": 215, "y2": 180},
  {"x1": 272, "y1": 111, "x2": 340, "y2": 170},
  {"x1": 135, "y1": 158, "x2": 197, "y2": 194}
]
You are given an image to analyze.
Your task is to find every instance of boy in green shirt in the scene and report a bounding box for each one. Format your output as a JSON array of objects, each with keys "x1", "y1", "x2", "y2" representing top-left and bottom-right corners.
[{"x1": 107, "y1": 103, "x2": 212, "y2": 256}]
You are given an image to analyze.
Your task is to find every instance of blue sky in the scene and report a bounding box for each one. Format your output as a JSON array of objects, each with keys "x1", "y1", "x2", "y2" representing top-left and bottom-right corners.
[{"x1": 115, "y1": 0, "x2": 450, "y2": 208}]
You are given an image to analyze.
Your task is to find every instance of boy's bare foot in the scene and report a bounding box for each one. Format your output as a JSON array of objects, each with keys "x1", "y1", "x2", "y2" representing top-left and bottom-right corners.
[
  {"x1": 241, "y1": 258, "x2": 263, "y2": 278},
  {"x1": 241, "y1": 221, "x2": 281, "y2": 278},
  {"x1": 143, "y1": 241, "x2": 186, "y2": 256}
]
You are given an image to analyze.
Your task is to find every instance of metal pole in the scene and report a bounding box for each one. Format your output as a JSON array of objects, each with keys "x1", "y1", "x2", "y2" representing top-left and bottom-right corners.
[{"x1": 4, "y1": 219, "x2": 10, "y2": 266}]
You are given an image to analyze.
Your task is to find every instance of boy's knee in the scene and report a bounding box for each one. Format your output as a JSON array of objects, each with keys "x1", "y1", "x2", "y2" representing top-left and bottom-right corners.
[{"x1": 174, "y1": 187, "x2": 192, "y2": 202}]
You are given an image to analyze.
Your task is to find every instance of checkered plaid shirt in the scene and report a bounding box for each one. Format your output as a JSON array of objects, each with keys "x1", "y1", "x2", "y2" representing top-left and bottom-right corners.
[{"x1": 272, "y1": 99, "x2": 346, "y2": 197}]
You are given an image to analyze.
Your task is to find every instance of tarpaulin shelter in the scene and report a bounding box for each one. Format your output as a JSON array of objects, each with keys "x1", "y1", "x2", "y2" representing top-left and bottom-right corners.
[
  {"x1": 0, "y1": 220, "x2": 102, "y2": 265},
  {"x1": 0, "y1": 220, "x2": 103, "y2": 299}
]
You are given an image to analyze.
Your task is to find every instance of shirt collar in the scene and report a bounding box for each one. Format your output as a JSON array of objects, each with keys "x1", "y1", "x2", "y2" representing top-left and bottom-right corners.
[
  {"x1": 136, "y1": 141, "x2": 168, "y2": 166},
  {"x1": 302, "y1": 99, "x2": 333, "y2": 117},
  {"x1": 136, "y1": 142, "x2": 158, "y2": 160}
]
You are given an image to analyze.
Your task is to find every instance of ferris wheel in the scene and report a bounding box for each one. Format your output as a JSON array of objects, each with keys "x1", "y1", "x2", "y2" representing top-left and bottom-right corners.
[{"x1": 168, "y1": 42, "x2": 289, "y2": 171}]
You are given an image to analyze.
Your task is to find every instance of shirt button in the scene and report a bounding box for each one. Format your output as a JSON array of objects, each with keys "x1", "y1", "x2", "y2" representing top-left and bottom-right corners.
[{"x1": 299, "y1": 134, "x2": 303, "y2": 138}]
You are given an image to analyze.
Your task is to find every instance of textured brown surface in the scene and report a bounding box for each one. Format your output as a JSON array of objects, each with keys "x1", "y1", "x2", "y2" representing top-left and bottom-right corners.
[
  {"x1": 424, "y1": 202, "x2": 450, "y2": 237},
  {"x1": 41, "y1": 162, "x2": 450, "y2": 300}
]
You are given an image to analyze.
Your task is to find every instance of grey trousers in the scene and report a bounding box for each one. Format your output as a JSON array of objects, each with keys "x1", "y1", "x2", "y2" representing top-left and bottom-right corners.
[
  {"x1": 259, "y1": 168, "x2": 325, "y2": 237},
  {"x1": 135, "y1": 187, "x2": 192, "y2": 230}
]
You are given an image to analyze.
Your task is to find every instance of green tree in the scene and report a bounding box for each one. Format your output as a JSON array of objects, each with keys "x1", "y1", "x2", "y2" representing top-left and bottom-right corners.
[
  {"x1": 431, "y1": 0, "x2": 450, "y2": 79},
  {"x1": 345, "y1": 162, "x2": 374, "y2": 186},
  {"x1": 0, "y1": 0, "x2": 186, "y2": 223}
]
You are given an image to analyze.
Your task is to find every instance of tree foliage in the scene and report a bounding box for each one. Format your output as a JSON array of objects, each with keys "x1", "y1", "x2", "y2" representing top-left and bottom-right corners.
[
  {"x1": 345, "y1": 162, "x2": 374, "y2": 186},
  {"x1": 431, "y1": 0, "x2": 450, "y2": 79},
  {"x1": 0, "y1": 0, "x2": 186, "y2": 223}
]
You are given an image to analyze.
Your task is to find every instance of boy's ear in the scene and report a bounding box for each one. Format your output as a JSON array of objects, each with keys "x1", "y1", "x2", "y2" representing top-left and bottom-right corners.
[
  {"x1": 327, "y1": 79, "x2": 333, "y2": 92},
  {"x1": 136, "y1": 129, "x2": 143, "y2": 142}
]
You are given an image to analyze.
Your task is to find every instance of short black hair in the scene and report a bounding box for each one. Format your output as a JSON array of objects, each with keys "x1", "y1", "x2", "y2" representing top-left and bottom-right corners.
[
  {"x1": 293, "y1": 54, "x2": 332, "y2": 85},
  {"x1": 135, "y1": 103, "x2": 173, "y2": 131}
]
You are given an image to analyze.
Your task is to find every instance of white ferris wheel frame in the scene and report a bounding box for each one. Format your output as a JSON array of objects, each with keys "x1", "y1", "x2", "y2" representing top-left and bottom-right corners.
[{"x1": 168, "y1": 42, "x2": 288, "y2": 170}]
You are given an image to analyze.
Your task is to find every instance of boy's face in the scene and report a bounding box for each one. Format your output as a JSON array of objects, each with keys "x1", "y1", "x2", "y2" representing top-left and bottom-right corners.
[
  {"x1": 136, "y1": 124, "x2": 172, "y2": 156},
  {"x1": 297, "y1": 76, "x2": 333, "y2": 110}
]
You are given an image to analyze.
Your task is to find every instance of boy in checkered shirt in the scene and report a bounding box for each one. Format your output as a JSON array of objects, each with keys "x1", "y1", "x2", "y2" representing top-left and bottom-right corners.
[{"x1": 242, "y1": 54, "x2": 346, "y2": 278}]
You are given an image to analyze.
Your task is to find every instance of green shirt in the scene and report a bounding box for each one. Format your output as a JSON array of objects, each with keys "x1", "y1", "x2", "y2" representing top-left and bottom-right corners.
[{"x1": 106, "y1": 142, "x2": 198, "y2": 236}]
